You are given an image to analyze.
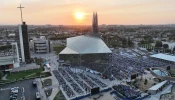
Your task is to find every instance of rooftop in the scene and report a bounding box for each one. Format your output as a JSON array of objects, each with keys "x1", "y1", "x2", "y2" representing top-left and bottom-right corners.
[
  {"x1": 149, "y1": 80, "x2": 167, "y2": 91},
  {"x1": 60, "y1": 35, "x2": 112, "y2": 54},
  {"x1": 0, "y1": 56, "x2": 15, "y2": 66},
  {"x1": 150, "y1": 53, "x2": 175, "y2": 63}
]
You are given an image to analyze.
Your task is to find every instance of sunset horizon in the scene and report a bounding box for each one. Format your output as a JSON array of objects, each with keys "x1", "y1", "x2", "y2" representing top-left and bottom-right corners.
[{"x1": 0, "y1": 0, "x2": 175, "y2": 25}]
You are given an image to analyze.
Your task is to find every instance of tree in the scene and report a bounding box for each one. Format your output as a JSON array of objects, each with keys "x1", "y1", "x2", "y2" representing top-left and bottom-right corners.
[
  {"x1": 121, "y1": 38, "x2": 127, "y2": 46},
  {"x1": 144, "y1": 79, "x2": 148, "y2": 85},
  {"x1": 155, "y1": 41, "x2": 162, "y2": 48},
  {"x1": 163, "y1": 44, "x2": 169, "y2": 49}
]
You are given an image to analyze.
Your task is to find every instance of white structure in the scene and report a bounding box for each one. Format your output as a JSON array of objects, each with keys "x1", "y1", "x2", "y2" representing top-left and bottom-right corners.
[
  {"x1": 30, "y1": 36, "x2": 50, "y2": 53},
  {"x1": 148, "y1": 80, "x2": 168, "y2": 95},
  {"x1": 162, "y1": 42, "x2": 175, "y2": 50},
  {"x1": 0, "y1": 42, "x2": 20, "y2": 71},
  {"x1": 11, "y1": 42, "x2": 20, "y2": 68},
  {"x1": 18, "y1": 25, "x2": 25, "y2": 62},
  {"x1": 60, "y1": 35, "x2": 112, "y2": 54},
  {"x1": 150, "y1": 53, "x2": 175, "y2": 63}
]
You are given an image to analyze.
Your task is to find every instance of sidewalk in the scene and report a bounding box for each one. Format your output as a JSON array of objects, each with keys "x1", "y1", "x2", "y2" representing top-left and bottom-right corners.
[
  {"x1": 41, "y1": 67, "x2": 59, "y2": 100},
  {"x1": 36, "y1": 78, "x2": 48, "y2": 100},
  {"x1": 2, "y1": 74, "x2": 7, "y2": 80},
  {"x1": 40, "y1": 53, "x2": 60, "y2": 100},
  {"x1": 48, "y1": 70, "x2": 60, "y2": 100}
]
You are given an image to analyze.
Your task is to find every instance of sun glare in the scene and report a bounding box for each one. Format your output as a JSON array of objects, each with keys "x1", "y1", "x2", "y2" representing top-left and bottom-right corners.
[{"x1": 75, "y1": 12, "x2": 84, "y2": 20}]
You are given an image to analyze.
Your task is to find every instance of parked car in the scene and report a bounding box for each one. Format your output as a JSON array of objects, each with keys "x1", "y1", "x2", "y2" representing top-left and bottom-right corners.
[
  {"x1": 10, "y1": 87, "x2": 19, "y2": 93},
  {"x1": 36, "y1": 92, "x2": 40, "y2": 100},
  {"x1": 33, "y1": 80, "x2": 37, "y2": 87},
  {"x1": 10, "y1": 92, "x2": 18, "y2": 100}
]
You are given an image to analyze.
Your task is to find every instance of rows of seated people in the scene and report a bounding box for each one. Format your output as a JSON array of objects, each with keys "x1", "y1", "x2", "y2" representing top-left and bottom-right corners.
[
  {"x1": 87, "y1": 75, "x2": 107, "y2": 88},
  {"x1": 103, "y1": 53, "x2": 175, "y2": 80},
  {"x1": 53, "y1": 70, "x2": 75, "y2": 98},
  {"x1": 64, "y1": 68, "x2": 91, "y2": 93},
  {"x1": 70, "y1": 83, "x2": 84, "y2": 95},
  {"x1": 62, "y1": 84, "x2": 75, "y2": 98},
  {"x1": 79, "y1": 73, "x2": 97, "y2": 88},
  {"x1": 59, "y1": 68, "x2": 74, "y2": 83},
  {"x1": 53, "y1": 70, "x2": 66, "y2": 85},
  {"x1": 58, "y1": 68, "x2": 84, "y2": 95},
  {"x1": 113, "y1": 85, "x2": 140, "y2": 99}
]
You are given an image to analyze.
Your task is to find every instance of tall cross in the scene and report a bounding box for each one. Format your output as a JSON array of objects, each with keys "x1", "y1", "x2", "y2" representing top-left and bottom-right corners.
[{"x1": 17, "y1": 4, "x2": 24, "y2": 24}]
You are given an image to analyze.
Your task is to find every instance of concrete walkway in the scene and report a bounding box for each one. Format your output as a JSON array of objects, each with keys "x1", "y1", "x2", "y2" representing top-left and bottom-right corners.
[
  {"x1": 2, "y1": 74, "x2": 7, "y2": 80},
  {"x1": 47, "y1": 70, "x2": 60, "y2": 100},
  {"x1": 43, "y1": 54, "x2": 60, "y2": 100},
  {"x1": 33, "y1": 53, "x2": 60, "y2": 100},
  {"x1": 36, "y1": 78, "x2": 48, "y2": 100}
]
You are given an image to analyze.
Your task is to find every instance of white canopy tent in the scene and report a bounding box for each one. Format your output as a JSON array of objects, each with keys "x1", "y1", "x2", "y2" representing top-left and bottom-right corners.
[
  {"x1": 148, "y1": 80, "x2": 168, "y2": 95},
  {"x1": 150, "y1": 53, "x2": 175, "y2": 63}
]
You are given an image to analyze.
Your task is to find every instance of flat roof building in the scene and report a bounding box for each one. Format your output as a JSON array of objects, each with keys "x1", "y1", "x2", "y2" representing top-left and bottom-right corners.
[
  {"x1": 150, "y1": 53, "x2": 175, "y2": 63},
  {"x1": 0, "y1": 42, "x2": 20, "y2": 71}
]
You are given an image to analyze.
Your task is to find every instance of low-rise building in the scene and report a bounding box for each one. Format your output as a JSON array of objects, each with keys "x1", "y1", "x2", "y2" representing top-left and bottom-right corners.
[
  {"x1": 30, "y1": 36, "x2": 52, "y2": 53},
  {"x1": 0, "y1": 42, "x2": 20, "y2": 71}
]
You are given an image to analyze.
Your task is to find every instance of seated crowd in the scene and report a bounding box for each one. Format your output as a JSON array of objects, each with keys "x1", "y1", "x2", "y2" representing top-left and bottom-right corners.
[
  {"x1": 87, "y1": 75, "x2": 107, "y2": 88},
  {"x1": 113, "y1": 85, "x2": 141, "y2": 99},
  {"x1": 79, "y1": 73, "x2": 97, "y2": 88},
  {"x1": 53, "y1": 70, "x2": 75, "y2": 98},
  {"x1": 54, "y1": 67, "x2": 109, "y2": 98},
  {"x1": 58, "y1": 68, "x2": 84, "y2": 95},
  {"x1": 65, "y1": 68, "x2": 91, "y2": 93},
  {"x1": 103, "y1": 53, "x2": 175, "y2": 80}
]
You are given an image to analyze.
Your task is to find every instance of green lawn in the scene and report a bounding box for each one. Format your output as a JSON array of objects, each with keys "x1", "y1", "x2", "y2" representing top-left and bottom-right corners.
[
  {"x1": 26, "y1": 72, "x2": 52, "y2": 79},
  {"x1": 43, "y1": 79, "x2": 52, "y2": 87},
  {"x1": 53, "y1": 45, "x2": 65, "y2": 54},
  {"x1": 6, "y1": 68, "x2": 44, "y2": 80}
]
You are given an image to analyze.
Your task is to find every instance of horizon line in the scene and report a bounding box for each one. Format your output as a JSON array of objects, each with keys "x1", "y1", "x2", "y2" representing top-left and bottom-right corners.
[{"x1": 0, "y1": 23, "x2": 175, "y2": 26}]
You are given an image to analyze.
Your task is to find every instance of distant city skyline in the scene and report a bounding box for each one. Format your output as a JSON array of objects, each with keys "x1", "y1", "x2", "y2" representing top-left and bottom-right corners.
[{"x1": 0, "y1": 0, "x2": 175, "y2": 25}]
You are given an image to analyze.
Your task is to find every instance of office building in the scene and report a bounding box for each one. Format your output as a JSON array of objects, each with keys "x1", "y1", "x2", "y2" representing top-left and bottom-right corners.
[{"x1": 30, "y1": 36, "x2": 51, "y2": 53}]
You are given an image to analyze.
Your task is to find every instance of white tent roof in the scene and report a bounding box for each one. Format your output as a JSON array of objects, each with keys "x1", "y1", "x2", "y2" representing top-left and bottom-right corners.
[
  {"x1": 149, "y1": 80, "x2": 167, "y2": 90},
  {"x1": 60, "y1": 35, "x2": 112, "y2": 54},
  {"x1": 150, "y1": 53, "x2": 175, "y2": 62}
]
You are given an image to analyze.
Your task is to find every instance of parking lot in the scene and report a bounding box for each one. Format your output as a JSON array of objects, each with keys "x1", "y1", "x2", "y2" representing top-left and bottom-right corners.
[{"x1": 0, "y1": 79, "x2": 38, "y2": 100}]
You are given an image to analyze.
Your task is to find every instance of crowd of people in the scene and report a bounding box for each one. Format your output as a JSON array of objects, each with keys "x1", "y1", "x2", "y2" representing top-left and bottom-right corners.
[
  {"x1": 53, "y1": 70, "x2": 75, "y2": 98},
  {"x1": 87, "y1": 75, "x2": 107, "y2": 88},
  {"x1": 113, "y1": 85, "x2": 141, "y2": 99},
  {"x1": 53, "y1": 70, "x2": 66, "y2": 85},
  {"x1": 79, "y1": 73, "x2": 97, "y2": 88},
  {"x1": 62, "y1": 84, "x2": 75, "y2": 98},
  {"x1": 58, "y1": 68, "x2": 84, "y2": 95},
  {"x1": 103, "y1": 53, "x2": 175, "y2": 80},
  {"x1": 65, "y1": 68, "x2": 91, "y2": 93},
  {"x1": 53, "y1": 67, "x2": 109, "y2": 98}
]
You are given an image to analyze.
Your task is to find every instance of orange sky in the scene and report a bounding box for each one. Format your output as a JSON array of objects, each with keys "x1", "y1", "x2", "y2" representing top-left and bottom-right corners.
[{"x1": 0, "y1": 0, "x2": 175, "y2": 25}]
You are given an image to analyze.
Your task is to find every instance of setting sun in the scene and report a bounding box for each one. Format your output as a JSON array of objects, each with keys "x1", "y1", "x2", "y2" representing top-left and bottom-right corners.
[{"x1": 75, "y1": 12, "x2": 84, "y2": 20}]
